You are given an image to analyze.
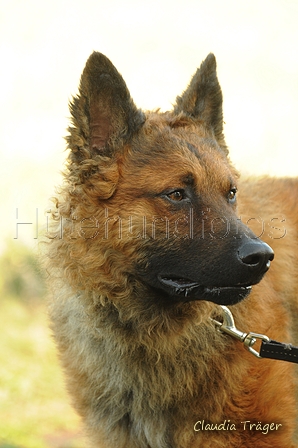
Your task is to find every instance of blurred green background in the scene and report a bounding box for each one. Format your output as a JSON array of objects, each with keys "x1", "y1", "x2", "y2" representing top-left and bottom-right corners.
[{"x1": 0, "y1": 242, "x2": 84, "y2": 448}]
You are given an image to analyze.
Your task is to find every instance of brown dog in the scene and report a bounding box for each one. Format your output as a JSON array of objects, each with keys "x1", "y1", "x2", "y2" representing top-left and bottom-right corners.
[{"x1": 46, "y1": 52, "x2": 298, "y2": 447}]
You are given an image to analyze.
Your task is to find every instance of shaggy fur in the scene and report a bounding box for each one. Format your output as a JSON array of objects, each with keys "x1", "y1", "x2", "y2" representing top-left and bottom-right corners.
[{"x1": 45, "y1": 52, "x2": 298, "y2": 447}]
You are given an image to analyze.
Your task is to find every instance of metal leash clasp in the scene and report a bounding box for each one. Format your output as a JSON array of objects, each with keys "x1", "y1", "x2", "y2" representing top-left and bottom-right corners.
[{"x1": 210, "y1": 306, "x2": 270, "y2": 358}]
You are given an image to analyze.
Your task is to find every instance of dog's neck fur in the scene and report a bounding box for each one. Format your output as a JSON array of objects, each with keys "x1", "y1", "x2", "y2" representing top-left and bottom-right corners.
[{"x1": 49, "y1": 288, "x2": 237, "y2": 442}]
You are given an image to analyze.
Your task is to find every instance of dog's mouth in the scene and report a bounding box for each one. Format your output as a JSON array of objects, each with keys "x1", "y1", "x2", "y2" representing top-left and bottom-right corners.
[{"x1": 158, "y1": 276, "x2": 252, "y2": 305}]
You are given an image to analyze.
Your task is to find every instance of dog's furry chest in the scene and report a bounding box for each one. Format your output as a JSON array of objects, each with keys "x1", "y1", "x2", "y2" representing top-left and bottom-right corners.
[{"x1": 50, "y1": 293, "x2": 244, "y2": 445}]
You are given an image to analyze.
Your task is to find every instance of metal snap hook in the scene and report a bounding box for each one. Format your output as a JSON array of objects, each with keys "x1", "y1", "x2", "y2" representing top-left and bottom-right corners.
[{"x1": 210, "y1": 306, "x2": 270, "y2": 359}]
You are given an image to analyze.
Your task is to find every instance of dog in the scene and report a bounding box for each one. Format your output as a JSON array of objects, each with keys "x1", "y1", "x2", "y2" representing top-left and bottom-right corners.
[{"x1": 46, "y1": 52, "x2": 298, "y2": 447}]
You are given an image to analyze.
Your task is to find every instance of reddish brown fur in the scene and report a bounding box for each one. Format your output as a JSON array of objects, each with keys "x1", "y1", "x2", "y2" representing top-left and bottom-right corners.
[{"x1": 45, "y1": 52, "x2": 298, "y2": 447}]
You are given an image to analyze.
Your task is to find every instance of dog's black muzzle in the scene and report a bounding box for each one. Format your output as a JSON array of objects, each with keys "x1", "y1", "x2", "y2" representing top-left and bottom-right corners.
[{"x1": 138, "y1": 235, "x2": 274, "y2": 306}]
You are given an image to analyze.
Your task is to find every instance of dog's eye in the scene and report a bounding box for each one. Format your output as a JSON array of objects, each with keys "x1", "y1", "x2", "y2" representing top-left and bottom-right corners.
[
  {"x1": 166, "y1": 189, "x2": 186, "y2": 202},
  {"x1": 228, "y1": 187, "x2": 237, "y2": 204}
]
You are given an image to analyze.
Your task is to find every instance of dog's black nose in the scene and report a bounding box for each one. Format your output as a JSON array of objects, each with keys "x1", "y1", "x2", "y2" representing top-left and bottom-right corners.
[{"x1": 238, "y1": 241, "x2": 274, "y2": 271}]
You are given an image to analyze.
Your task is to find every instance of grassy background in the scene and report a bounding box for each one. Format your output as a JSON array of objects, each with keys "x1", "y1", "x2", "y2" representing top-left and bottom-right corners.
[{"x1": 0, "y1": 243, "x2": 85, "y2": 448}]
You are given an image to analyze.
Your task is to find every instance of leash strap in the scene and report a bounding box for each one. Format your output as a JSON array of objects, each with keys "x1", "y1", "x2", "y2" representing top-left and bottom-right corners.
[
  {"x1": 211, "y1": 306, "x2": 298, "y2": 364},
  {"x1": 260, "y1": 339, "x2": 298, "y2": 364}
]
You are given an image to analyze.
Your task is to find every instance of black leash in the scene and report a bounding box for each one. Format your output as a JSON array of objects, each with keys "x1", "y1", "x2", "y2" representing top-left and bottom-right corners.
[
  {"x1": 210, "y1": 306, "x2": 298, "y2": 364},
  {"x1": 260, "y1": 339, "x2": 298, "y2": 364}
]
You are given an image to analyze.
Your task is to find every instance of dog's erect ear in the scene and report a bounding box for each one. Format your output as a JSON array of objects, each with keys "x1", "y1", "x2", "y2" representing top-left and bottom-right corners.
[
  {"x1": 67, "y1": 52, "x2": 145, "y2": 160},
  {"x1": 174, "y1": 54, "x2": 227, "y2": 152}
]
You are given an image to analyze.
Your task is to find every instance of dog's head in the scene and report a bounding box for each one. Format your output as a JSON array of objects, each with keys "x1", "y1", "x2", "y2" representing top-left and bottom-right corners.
[{"x1": 53, "y1": 52, "x2": 273, "y2": 307}]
